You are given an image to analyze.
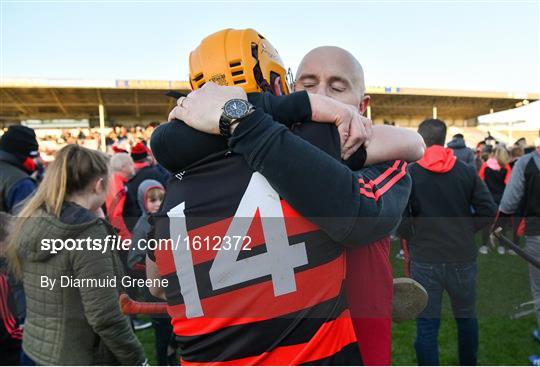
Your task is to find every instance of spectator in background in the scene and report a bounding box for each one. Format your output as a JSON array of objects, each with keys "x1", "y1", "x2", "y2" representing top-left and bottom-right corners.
[
  {"x1": 0, "y1": 212, "x2": 22, "y2": 365},
  {"x1": 448, "y1": 133, "x2": 475, "y2": 167},
  {"x1": 106, "y1": 153, "x2": 135, "y2": 238},
  {"x1": 127, "y1": 179, "x2": 177, "y2": 365},
  {"x1": 485, "y1": 131, "x2": 497, "y2": 147},
  {"x1": 478, "y1": 146, "x2": 512, "y2": 254},
  {"x1": 106, "y1": 153, "x2": 135, "y2": 273},
  {"x1": 29, "y1": 153, "x2": 45, "y2": 184},
  {"x1": 6, "y1": 144, "x2": 146, "y2": 365},
  {"x1": 480, "y1": 144, "x2": 493, "y2": 162},
  {"x1": 0, "y1": 126, "x2": 39, "y2": 332},
  {"x1": 510, "y1": 145, "x2": 525, "y2": 169},
  {"x1": 398, "y1": 118, "x2": 496, "y2": 366},
  {"x1": 496, "y1": 143, "x2": 540, "y2": 365},
  {"x1": 475, "y1": 141, "x2": 487, "y2": 171},
  {"x1": 0, "y1": 126, "x2": 39, "y2": 213},
  {"x1": 515, "y1": 137, "x2": 527, "y2": 149},
  {"x1": 107, "y1": 152, "x2": 152, "y2": 333},
  {"x1": 128, "y1": 179, "x2": 165, "y2": 271},
  {"x1": 508, "y1": 145, "x2": 526, "y2": 246},
  {"x1": 475, "y1": 143, "x2": 493, "y2": 173},
  {"x1": 123, "y1": 142, "x2": 167, "y2": 233}
]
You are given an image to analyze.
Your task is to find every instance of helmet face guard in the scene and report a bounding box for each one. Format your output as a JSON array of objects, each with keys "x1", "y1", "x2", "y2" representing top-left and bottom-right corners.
[{"x1": 189, "y1": 28, "x2": 290, "y2": 95}]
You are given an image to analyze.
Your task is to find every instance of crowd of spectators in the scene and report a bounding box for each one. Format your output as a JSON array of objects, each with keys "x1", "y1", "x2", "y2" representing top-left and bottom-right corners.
[{"x1": 0, "y1": 123, "x2": 160, "y2": 164}]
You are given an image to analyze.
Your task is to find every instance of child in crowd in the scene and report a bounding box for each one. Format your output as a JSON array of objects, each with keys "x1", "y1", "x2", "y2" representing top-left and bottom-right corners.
[{"x1": 127, "y1": 180, "x2": 178, "y2": 365}]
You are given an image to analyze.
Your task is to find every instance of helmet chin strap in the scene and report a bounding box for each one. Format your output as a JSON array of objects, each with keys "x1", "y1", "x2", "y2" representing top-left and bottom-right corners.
[
  {"x1": 251, "y1": 43, "x2": 273, "y2": 94},
  {"x1": 253, "y1": 60, "x2": 273, "y2": 93}
]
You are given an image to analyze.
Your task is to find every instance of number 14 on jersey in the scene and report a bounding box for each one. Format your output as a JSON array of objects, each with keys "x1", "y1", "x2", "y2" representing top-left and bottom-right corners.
[{"x1": 167, "y1": 172, "x2": 309, "y2": 318}]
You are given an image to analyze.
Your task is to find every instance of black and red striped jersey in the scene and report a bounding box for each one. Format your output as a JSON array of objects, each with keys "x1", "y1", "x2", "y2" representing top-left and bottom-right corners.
[
  {"x1": 152, "y1": 125, "x2": 362, "y2": 366},
  {"x1": 151, "y1": 92, "x2": 412, "y2": 365}
]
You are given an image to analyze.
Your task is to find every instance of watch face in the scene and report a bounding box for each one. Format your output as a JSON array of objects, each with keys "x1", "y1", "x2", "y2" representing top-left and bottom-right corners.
[{"x1": 224, "y1": 99, "x2": 249, "y2": 119}]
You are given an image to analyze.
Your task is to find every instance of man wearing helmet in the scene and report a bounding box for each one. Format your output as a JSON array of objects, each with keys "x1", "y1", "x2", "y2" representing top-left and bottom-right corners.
[{"x1": 147, "y1": 29, "x2": 422, "y2": 365}]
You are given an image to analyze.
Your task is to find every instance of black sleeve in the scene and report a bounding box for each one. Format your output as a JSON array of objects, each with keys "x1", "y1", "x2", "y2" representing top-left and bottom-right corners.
[
  {"x1": 150, "y1": 119, "x2": 227, "y2": 173},
  {"x1": 344, "y1": 147, "x2": 367, "y2": 171},
  {"x1": 151, "y1": 92, "x2": 312, "y2": 174},
  {"x1": 255, "y1": 91, "x2": 367, "y2": 170},
  {"x1": 154, "y1": 90, "x2": 363, "y2": 176},
  {"x1": 249, "y1": 91, "x2": 312, "y2": 128},
  {"x1": 229, "y1": 108, "x2": 411, "y2": 246},
  {"x1": 471, "y1": 170, "x2": 498, "y2": 231},
  {"x1": 257, "y1": 92, "x2": 367, "y2": 171}
]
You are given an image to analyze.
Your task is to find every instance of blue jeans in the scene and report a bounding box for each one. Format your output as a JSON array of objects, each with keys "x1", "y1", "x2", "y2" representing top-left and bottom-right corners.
[{"x1": 411, "y1": 261, "x2": 479, "y2": 366}]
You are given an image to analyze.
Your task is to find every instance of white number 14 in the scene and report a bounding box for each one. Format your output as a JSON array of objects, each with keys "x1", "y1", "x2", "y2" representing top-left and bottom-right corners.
[{"x1": 167, "y1": 172, "x2": 308, "y2": 318}]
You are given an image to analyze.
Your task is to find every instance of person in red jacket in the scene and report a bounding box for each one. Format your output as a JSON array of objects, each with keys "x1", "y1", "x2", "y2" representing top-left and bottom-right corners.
[
  {"x1": 398, "y1": 119, "x2": 497, "y2": 366},
  {"x1": 105, "y1": 152, "x2": 135, "y2": 241},
  {"x1": 123, "y1": 142, "x2": 168, "y2": 232}
]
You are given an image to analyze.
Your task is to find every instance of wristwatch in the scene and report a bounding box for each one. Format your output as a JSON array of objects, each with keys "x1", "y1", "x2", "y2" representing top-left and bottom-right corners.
[{"x1": 219, "y1": 99, "x2": 255, "y2": 138}]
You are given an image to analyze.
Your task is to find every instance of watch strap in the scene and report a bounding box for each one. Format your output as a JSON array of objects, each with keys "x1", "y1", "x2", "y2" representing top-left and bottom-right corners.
[{"x1": 219, "y1": 102, "x2": 255, "y2": 138}]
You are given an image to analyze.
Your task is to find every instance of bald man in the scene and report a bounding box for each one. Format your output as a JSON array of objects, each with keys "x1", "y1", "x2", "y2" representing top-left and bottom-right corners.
[{"x1": 295, "y1": 46, "x2": 420, "y2": 365}]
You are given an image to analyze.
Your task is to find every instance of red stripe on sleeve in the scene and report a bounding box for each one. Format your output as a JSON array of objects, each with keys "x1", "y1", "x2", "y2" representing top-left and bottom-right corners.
[
  {"x1": 372, "y1": 165, "x2": 407, "y2": 201},
  {"x1": 358, "y1": 161, "x2": 407, "y2": 202}
]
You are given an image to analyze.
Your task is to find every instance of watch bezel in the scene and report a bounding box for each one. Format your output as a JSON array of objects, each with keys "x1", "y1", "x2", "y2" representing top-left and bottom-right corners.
[{"x1": 223, "y1": 99, "x2": 251, "y2": 120}]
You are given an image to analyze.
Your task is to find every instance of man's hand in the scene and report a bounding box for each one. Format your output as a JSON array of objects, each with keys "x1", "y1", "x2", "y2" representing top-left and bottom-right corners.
[
  {"x1": 308, "y1": 93, "x2": 373, "y2": 159},
  {"x1": 169, "y1": 82, "x2": 247, "y2": 135},
  {"x1": 341, "y1": 114, "x2": 372, "y2": 160}
]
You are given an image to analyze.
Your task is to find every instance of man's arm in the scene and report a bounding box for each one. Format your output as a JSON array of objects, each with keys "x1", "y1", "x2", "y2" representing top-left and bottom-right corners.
[
  {"x1": 229, "y1": 109, "x2": 410, "y2": 246},
  {"x1": 168, "y1": 86, "x2": 421, "y2": 166},
  {"x1": 250, "y1": 91, "x2": 312, "y2": 127},
  {"x1": 171, "y1": 83, "x2": 411, "y2": 245},
  {"x1": 252, "y1": 92, "x2": 424, "y2": 163},
  {"x1": 153, "y1": 91, "x2": 313, "y2": 174},
  {"x1": 365, "y1": 125, "x2": 425, "y2": 164}
]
